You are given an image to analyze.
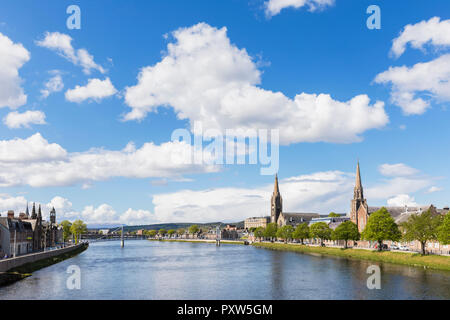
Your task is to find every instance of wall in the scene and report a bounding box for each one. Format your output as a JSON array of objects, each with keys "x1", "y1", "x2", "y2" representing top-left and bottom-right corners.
[{"x1": 0, "y1": 243, "x2": 86, "y2": 272}]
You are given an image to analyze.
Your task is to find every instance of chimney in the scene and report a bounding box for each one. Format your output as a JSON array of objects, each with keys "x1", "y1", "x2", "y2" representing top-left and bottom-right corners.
[{"x1": 7, "y1": 210, "x2": 14, "y2": 219}]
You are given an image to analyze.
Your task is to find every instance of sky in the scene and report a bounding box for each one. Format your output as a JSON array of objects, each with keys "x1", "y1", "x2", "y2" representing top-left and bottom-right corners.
[{"x1": 0, "y1": 0, "x2": 449, "y2": 226}]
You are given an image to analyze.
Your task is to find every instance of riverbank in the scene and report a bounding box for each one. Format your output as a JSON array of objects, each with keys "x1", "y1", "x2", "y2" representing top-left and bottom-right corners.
[
  {"x1": 252, "y1": 242, "x2": 450, "y2": 271},
  {"x1": 148, "y1": 238, "x2": 245, "y2": 245},
  {"x1": 0, "y1": 243, "x2": 89, "y2": 287}
]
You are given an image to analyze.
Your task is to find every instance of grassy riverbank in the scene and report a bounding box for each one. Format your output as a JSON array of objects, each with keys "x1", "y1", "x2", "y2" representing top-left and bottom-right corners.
[
  {"x1": 0, "y1": 243, "x2": 89, "y2": 287},
  {"x1": 148, "y1": 238, "x2": 245, "y2": 245},
  {"x1": 252, "y1": 242, "x2": 450, "y2": 271}
]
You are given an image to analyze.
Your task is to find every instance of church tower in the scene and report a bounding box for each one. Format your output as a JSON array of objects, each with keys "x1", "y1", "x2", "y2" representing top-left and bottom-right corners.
[
  {"x1": 271, "y1": 174, "x2": 283, "y2": 224},
  {"x1": 50, "y1": 207, "x2": 56, "y2": 224},
  {"x1": 31, "y1": 202, "x2": 37, "y2": 219},
  {"x1": 350, "y1": 162, "x2": 369, "y2": 231}
]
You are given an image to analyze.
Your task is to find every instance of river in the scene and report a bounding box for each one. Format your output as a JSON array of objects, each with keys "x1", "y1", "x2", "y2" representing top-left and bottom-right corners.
[{"x1": 0, "y1": 240, "x2": 449, "y2": 299}]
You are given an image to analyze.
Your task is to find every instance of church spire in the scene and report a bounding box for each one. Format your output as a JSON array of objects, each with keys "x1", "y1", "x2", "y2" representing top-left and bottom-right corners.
[
  {"x1": 354, "y1": 161, "x2": 364, "y2": 200},
  {"x1": 31, "y1": 202, "x2": 37, "y2": 219},
  {"x1": 38, "y1": 204, "x2": 42, "y2": 218},
  {"x1": 26, "y1": 202, "x2": 29, "y2": 217},
  {"x1": 274, "y1": 174, "x2": 280, "y2": 195}
]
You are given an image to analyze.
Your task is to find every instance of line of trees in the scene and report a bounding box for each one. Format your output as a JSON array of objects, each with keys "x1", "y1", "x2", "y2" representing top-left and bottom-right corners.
[
  {"x1": 60, "y1": 219, "x2": 87, "y2": 244},
  {"x1": 250, "y1": 207, "x2": 450, "y2": 255},
  {"x1": 143, "y1": 225, "x2": 201, "y2": 239}
]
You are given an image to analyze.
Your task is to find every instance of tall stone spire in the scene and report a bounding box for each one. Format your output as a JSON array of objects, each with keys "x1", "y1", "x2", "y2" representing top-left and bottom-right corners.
[
  {"x1": 38, "y1": 204, "x2": 42, "y2": 219},
  {"x1": 354, "y1": 161, "x2": 364, "y2": 199},
  {"x1": 50, "y1": 206, "x2": 56, "y2": 224},
  {"x1": 25, "y1": 202, "x2": 29, "y2": 217},
  {"x1": 273, "y1": 174, "x2": 280, "y2": 195},
  {"x1": 31, "y1": 202, "x2": 37, "y2": 219},
  {"x1": 271, "y1": 174, "x2": 282, "y2": 224}
]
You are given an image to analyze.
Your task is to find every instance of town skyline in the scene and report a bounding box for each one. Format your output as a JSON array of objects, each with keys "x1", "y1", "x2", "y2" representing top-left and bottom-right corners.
[{"x1": 1, "y1": 1, "x2": 450, "y2": 226}]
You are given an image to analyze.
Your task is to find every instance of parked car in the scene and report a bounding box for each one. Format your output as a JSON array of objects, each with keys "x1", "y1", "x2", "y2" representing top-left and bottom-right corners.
[
  {"x1": 374, "y1": 243, "x2": 389, "y2": 250},
  {"x1": 390, "y1": 244, "x2": 399, "y2": 250},
  {"x1": 398, "y1": 245, "x2": 409, "y2": 251}
]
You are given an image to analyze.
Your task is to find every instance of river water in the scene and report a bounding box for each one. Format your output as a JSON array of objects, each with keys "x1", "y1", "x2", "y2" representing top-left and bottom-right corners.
[{"x1": 0, "y1": 240, "x2": 449, "y2": 300}]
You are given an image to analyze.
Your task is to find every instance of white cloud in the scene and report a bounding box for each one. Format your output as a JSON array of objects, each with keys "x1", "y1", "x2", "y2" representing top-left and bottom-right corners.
[
  {"x1": 0, "y1": 194, "x2": 27, "y2": 216},
  {"x1": 36, "y1": 32, "x2": 105, "y2": 75},
  {"x1": 3, "y1": 110, "x2": 47, "y2": 129},
  {"x1": 124, "y1": 23, "x2": 388, "y2": 145},
  {"x1": 375, "y1": 54, "x2": 450, "y2": 115},
  {"x1": 65, "y1": 78, "x2": 117, "y2": 103},
  {"x1": 426, "y1": 186, "x2": 442, "y2": 194},
  {"x1": 41, "y1": 73, "x2": 64, "y2": 98},
  {"x1": 0, "y1": 133, "x2": 67, "y2": 163},
  {"x1": 0, "y1": 32, "x2": 30, "y2": 109},
  {"x1": 378, "y1": 163, "x2": 419, "y2": 177},
  {"x1": 265, "y1": 0, "x2": 335, "y2": 17},
  {"x1": 391, "y1": 17, "x2": 450, "y2": 58},
  {"x1": 0, "y1": 133, "x2": 217, "y2": 187},
  {"x1": 387, "y1": 194, "x2": 418, "y2": 207}
]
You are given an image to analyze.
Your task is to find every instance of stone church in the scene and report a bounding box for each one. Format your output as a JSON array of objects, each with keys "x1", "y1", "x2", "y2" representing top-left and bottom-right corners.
[{"x1": 270, "y1": 174, "x2": 320, "y2": 227}]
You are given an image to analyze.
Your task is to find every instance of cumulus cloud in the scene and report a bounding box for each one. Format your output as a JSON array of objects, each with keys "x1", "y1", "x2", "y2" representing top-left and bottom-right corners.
[
  {"x1": 0, "y1": 133, "x2": 218, "y2": 187},
  {"x1": 426, "y1": 186, "x2": 442, "y2": 194},
  {"x1": 387, "y1": 194, "x2": 419, "y2": 207},
  {"x1": 378, "y1": 163, "x2": 419, "y2": 177},
  {"x1": 65, "y1": 78, "x2": 117, "y2": 103},
  {"x1": 41, "y1": 72, "x2": 64, "y2": 98},
  {"x1": 377, "y1": 17, "x2": 450, "y2": 115},
  {"x1": 0, "y1": 194, "x2": 27, "y2": 216},
  {"x1": 3, "y1": 110, "x2": 46, "y2": 129},
  {"x1": 124, "y1": 23, "x2": 388, "y2": 145},
  {"x1": 391, "y1": 17, "x2": 450, "y2": 58},
  {"x1": 265, "y1": 0, "x2": 335, "y2": 17},
  {"x1": 0, "y1": 32, "x2": 30, "y2": 109},
  {"x1": 375, "y1": 54, "x2": 450, "y2": 115},
  {"x1": 36, "y1": 32, "x2": 105, "y2": 75}
]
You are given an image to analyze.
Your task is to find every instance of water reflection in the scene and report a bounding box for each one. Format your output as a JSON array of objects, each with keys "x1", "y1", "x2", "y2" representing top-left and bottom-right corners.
[{"x1": 0, "y1": 240, "x2": 448, "y2": 300}]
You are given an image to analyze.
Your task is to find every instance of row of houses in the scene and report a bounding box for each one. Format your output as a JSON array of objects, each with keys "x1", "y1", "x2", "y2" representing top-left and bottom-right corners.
[{"x1": 0, "y1": 204, "x2": 63, "y2": 258}]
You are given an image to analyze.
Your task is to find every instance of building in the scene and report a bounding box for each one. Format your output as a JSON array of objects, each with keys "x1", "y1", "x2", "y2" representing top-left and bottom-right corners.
[
  {"x1": 309, "y1": 216, "x2": 350, "y2": 230},
  {"x1": 0, "y1": 211, "x2": 34, "y2": 258},
  {"x1": 270, "y1": 175, "x2": 320, "y2": 227},
  {"x1": 244, "y1": 216, "x2": 270, "y2": 230},
  {"x1": 350, "y1": 162, "x2": 448, "y2": 232}
]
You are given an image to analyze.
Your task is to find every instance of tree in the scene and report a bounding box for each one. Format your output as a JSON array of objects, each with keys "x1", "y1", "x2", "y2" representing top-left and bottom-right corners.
[
  {"x1": 292, "y1": 223, "x2": 310, "y2": 244},
  {"x1": 177, "y1": 228, "x2": 185, "y2": 237},
  {"x1": 276, "y1": 225, "x2": 294, "y2": 243},
  {"x1": 310, "y1": 222, "x2": 332, "y2": 246},
  {"x1": 188, "y1": 225, "x2": 199, "y2": 238},
  {"x1": 70, "y1": 220, "x2": 87, "y2": 244},
  {"x1": 400, "y1": 210, "x2": 441, "y2": 255},
  {"x1": 159, "y1": 229, "x2": 167, "y2": 237},
  {"x1": 168, "y1": 229, "x2": 176, "y2": 237},
  {"x1": 249, "y1": 227, "x2": 256, "y2": 233},
  {"x1": 328, "y1": 212, "x2": 340, "y2": 217},
  {"x1": 254, "y1": 227, "x2": 264, "y2": 242},
  {"x1": 148, "y1": 230, "x2": 157, "y2": 238},
  {"x1": 332, "y1": 221, "x2": 360, "y2": 249},
  {"x1": 263, "y1": 223, "x2": 278, "y2": 242},
  {"x1": 438, "y1": 213, "x2": 450, "y2": 245},
  {"x1": 60, "y1": 220, "x2": 72, "y2": 242},
  {"x1": 362, "y1": 207, "x2": 401, "y2": 251}
]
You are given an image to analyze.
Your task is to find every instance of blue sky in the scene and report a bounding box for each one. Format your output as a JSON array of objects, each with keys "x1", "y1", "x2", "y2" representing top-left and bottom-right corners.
[{"x1": 0, "y1": 0, "x2": 449, "y2": 226}]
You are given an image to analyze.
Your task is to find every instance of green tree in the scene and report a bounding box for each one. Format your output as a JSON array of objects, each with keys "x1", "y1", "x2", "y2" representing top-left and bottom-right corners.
[
  {"x1": 188, "y1": 225, "x2": 199, "y2": 238},
  {"x1": 263, "y1": 223, "x2": 278, "y2": 241},
  {"x1": 400, "y1": 210, "x2": 442, "y2": 255},
  {"x1": 60, "y1": 220, "x2": 72, "y2": 242},
  {"x1": 148, "y1": 230, "x2": 157, "y2": 238},
  {"x1": 328, "y1": 212, "x2": 340, "y2": 217},
  {"x1": 362, "y1": 207, "x2": 401, "y2": 251},
  {"x1": 292, "y1": 223, "x2": 310, "y2": 244},
  {"x1": 276, "y1": 225, "x2": 294, "y2": 243},
  {"x1": 177, "y1": 228, "x2": 185, "y2": 237},
  {"x1": 438, "y1": 213, "x2": 450, "y2": 245},
  {"x1": 168, "y1": 229, "x2": 176, "y2": 237},
  {"x1": 254, "y1": 227, "x2": 264, "y2": 242},
  {"x1": 159, "y1": 228, "x2": 167, "y2": 237},
  {"x1": 70, "y1": 220, "x2": 87, "y2": 244},
  {"x1": 310, "y1": 222, "x2": 332, "y2": 246},
  {"x1": 332, "y1": 221, "x2": 360, "y2": 249},
  {"x1": 249, "y1": 227, "x2": 256, "y2": 233}
]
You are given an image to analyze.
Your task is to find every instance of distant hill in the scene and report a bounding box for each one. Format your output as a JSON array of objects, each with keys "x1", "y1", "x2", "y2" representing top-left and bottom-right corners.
[{"x1": 88, "y1": 221, "x2": 244, "y2": 233}]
